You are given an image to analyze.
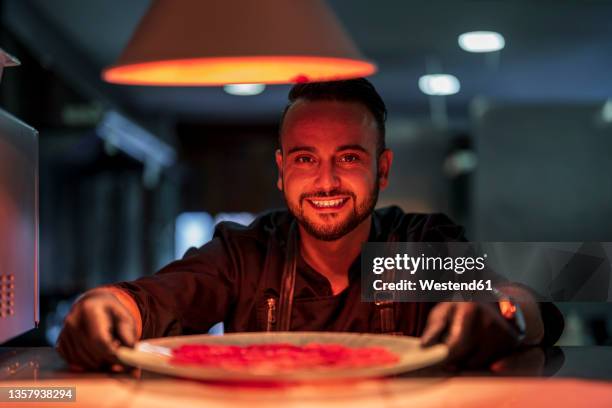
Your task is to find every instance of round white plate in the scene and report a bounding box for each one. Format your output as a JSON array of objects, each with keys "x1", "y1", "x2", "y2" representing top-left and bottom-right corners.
[{"x1": 117, "y1": 331, "x2": 448, "y2": 382}]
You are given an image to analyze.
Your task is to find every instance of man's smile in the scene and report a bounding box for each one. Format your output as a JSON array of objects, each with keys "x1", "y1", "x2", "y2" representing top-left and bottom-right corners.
[{"x1": 305, "y1": 196, "x2": 350, "y2": 211}]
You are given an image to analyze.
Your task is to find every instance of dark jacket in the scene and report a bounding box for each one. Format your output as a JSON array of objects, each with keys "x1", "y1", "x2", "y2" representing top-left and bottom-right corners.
[{"x1": 114, "y1": 206, "x2": 563, "y2": 344}]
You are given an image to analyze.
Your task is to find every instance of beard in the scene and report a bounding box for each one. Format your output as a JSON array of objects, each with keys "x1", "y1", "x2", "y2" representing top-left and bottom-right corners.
[{"x1": 283, "y1": 182, "x2": 379, "y2": 242}]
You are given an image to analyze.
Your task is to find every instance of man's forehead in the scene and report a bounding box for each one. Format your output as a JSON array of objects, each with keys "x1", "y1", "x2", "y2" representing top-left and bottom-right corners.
[{"x1": 280, "y1": 99, "x2": 378, "y2": 151}]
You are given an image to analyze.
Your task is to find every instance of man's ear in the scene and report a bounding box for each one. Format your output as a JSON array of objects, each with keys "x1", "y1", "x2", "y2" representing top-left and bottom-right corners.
[
  {"x1": 275, "y1": 149, "x2": 284, "y2": 191},
  {"x1": 377, "y1": 149, "x2": 393, "y2": 191}
]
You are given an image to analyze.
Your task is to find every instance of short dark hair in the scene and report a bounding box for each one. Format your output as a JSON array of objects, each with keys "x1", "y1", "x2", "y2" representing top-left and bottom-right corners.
[{"x1": 278, "y1": 78, "x2": 387, "y2": 155}]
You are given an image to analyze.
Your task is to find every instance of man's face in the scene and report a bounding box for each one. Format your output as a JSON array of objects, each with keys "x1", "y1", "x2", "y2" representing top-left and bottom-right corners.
[{"x1": 276, "y1": 99, "x2": 393, "y2": 241}]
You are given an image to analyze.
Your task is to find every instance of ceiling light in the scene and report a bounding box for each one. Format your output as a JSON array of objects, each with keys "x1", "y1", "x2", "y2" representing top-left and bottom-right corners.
[
  {"x1": 103, "y1": 0, "x2": 376, "y2": 86},
  {"x1": 418, "y1": 74, "x2": 460, "y2": 96},
  {"x1": 223, "y1": 84, "x2": 266, "y2": 96},
  {"x1": 458, "y1": 31, "x2": 505, "y2": 53},
  {"x1": 96, "y1": 111, "x2": 176, "y2": 168}
]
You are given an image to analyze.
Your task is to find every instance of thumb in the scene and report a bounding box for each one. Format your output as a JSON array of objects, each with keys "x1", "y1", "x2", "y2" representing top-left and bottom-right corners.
[
  {"x1": 108, "y1": 304, "x2": 137, "y2": 348},
  {"x1": 421, "y1": 302, "x2": 454, "y2": 347}
]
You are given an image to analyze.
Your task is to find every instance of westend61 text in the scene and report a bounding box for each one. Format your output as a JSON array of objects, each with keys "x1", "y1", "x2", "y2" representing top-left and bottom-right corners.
[{"x1": 373, "y1": 279, "x2": 494, "y2": 292}]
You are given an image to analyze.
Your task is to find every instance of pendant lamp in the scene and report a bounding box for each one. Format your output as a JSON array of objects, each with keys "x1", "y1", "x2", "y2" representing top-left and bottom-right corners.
[{"x1": 102, "y1": 0, "x2": 376, "y2": 86}]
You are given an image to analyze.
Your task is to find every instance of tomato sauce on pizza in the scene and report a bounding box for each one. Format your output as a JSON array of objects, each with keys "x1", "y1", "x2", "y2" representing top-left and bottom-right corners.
[{"x1": 171, "y1": 343, "x2": 399, "y2": 372}]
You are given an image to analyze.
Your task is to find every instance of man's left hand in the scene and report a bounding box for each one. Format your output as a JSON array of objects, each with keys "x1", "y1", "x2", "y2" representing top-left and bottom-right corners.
[{"x1": 421, "y1": 302, "x2": 522, "y2": 368}]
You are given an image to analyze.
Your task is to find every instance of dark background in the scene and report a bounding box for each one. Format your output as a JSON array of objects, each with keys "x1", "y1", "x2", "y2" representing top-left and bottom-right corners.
[{"x1": 1, "y1": 0, "x2": 611, "y2": 346}]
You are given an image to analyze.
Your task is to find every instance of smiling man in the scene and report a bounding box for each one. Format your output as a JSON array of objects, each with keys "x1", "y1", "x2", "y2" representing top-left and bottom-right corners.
[
  {"x1": 276, "y1": 91, "x2": 392, "y2": 295},
  {"x1": 57, "y1": 78, "x2": 563, "y2": 371}
]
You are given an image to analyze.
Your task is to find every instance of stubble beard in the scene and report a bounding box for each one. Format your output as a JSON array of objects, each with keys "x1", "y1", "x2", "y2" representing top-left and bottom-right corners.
[{"x1": 284, "y1": 182, "x2": 379, "y2": 242}]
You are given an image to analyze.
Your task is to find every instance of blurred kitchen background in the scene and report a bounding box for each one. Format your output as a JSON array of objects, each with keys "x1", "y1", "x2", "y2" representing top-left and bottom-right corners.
[{"x1": 1, "y1": 0, "x2": 611, "y2": 346}]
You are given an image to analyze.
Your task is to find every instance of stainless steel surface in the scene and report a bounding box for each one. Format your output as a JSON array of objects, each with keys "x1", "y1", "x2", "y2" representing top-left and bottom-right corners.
[{"x1": 0, "y1": 109, "x2": 39, "y2": 343}]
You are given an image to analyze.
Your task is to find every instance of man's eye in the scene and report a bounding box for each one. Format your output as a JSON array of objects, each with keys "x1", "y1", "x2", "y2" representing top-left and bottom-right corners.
[
  {"x1": 339, "y1": 154, "x2": 359, "y2": 163},
  {"x1": 295, "y1": 155, "x2": 314, "y2": 164}
]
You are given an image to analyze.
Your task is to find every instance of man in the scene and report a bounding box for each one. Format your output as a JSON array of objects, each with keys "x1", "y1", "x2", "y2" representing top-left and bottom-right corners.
[{"x1": 57, "y1": 78, "x2": 563, "y2": 371}]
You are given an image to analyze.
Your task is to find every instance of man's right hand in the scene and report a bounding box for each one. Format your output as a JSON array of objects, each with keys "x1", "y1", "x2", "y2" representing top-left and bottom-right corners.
[{"x1": 56, "y1": 290, "x2": 138, "y2": 371}]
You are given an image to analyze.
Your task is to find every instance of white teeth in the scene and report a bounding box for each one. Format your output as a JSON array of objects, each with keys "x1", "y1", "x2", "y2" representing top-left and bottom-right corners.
[{"x1": 310, "y1": 198, "x2": 345, "y2": 207}]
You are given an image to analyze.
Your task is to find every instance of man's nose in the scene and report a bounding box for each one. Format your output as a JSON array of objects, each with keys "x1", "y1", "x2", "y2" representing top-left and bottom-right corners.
[{"x1": 314, "y1": 160, "x2": 340, "y2": 190}]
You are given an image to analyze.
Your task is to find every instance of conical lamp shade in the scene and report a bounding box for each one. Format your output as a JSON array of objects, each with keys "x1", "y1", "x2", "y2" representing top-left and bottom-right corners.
[{"x1": 103, "y1": 0, "x2": 376, "y2": 86}]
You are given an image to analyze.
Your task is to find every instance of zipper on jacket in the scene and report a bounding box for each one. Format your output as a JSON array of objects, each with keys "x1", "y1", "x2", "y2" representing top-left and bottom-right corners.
[{"x1": 265, "y1": 297, "x2": 277, "y2": 332}]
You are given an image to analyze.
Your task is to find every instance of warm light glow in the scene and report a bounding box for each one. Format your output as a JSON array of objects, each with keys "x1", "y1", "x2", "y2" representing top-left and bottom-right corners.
[
  {"x1": 223, "y1": 83, "x2": 266, "y2": 96},
  {"x1": 103, "y1": 56, "x2": 377, "y2": 86},
  {"x1": 418, "y1": 74, "x2": 460, "y2": 96},
  {"x1": 458, "y1": 31, "x2": 505, "y2": 53},
  {"x1": 499, "y1": 299, "x2": 517, "y2": 319}
]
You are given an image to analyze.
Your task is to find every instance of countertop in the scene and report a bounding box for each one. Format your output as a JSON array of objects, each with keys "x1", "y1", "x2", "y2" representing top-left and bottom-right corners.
[{"x1": 0, "y1": 346, "x2": 611, "y2": 407}]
